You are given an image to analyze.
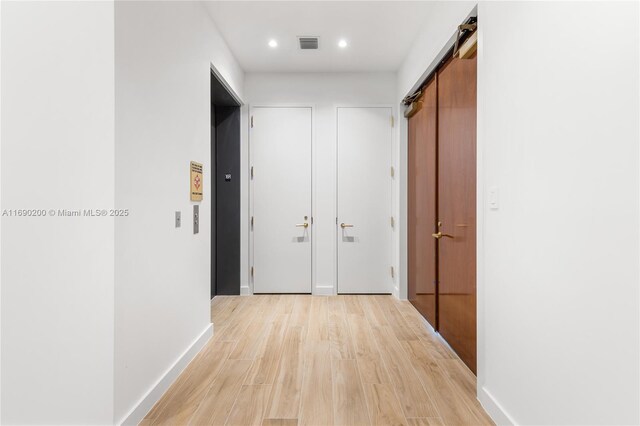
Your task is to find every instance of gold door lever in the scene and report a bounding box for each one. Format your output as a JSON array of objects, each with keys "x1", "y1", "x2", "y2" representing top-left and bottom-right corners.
[
  {"x1": 340, "y1": 223, "x2": 354, "y2": 229},
  {"x1": 432, "y1": 231, "x2": 454, "y2": 239},
  {"x1": 296, "y1": 223, "x2": 309, "y2": 228}
]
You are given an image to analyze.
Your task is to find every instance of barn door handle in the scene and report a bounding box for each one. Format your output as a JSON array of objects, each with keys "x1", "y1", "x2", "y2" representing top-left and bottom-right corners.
[{"x1": 432, "y1": 231, "x2": 454, "y2": 239}]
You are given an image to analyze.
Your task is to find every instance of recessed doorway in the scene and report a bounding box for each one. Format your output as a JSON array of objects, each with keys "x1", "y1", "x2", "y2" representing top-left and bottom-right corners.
[{"x1": 211, "y1": 70, "x2": 241, "y2": 297}]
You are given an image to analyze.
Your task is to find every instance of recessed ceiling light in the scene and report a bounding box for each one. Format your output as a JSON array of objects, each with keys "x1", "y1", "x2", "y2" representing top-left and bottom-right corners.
[
  {"x1": 268, "y1": 39, "x2": 278, "y2": 48},
  {"x1": 338, "y1": 39, "x2": 348, "y2": 48}
]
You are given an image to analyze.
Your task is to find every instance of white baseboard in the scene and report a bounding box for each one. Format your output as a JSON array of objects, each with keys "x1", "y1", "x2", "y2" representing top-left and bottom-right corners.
[
  {"x1": 240, "y1": 285, "x2": 251, "y2": 295},
  {"x1": 314, "y1": 285, "x2": 335, "y2": 295},
  {"x1": 118, "y1": 323, "x2": 213, "y2": 425},
  {"x1": 478, "y1": 386, "x2": 516, "y2": 425}
]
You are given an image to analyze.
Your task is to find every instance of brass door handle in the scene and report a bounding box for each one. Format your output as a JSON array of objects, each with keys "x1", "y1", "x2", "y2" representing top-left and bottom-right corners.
[
  {"x1": 296, "y1": 223, "x2": 309, "y2": 228},
  {"x1": 432, "y1": 231, "x2": 454, "y2": 239},
  {"x1": 340, "y1": 223, "x2": 354, "y2": 229}
]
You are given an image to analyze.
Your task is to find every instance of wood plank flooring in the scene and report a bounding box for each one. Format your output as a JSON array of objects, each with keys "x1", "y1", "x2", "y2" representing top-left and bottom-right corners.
[{"x1": 143, "y1": 295, "x2": 493, "y2": 426}]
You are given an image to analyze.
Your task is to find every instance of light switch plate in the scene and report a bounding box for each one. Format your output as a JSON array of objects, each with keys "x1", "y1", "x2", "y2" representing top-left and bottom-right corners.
[
  {"x1": 488, "y1": 186, "x2": 499, "y2": 210},
  {"x1": 175, "y1": 211, "x2": 181, "y2": 228}
]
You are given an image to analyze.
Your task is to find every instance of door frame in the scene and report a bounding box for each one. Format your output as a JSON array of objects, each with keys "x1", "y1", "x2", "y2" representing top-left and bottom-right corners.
[
  {"x1": 248, "y1": 104, "x2": 316, "y2": 294},
  {"x1": 335, "y1": 104, "x2": 397, "y2": 295}
]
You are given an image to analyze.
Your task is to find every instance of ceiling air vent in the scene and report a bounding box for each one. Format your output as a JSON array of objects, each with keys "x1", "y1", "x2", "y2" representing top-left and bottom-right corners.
[{"x1": 298, "y1": 36, "x2": 319, "y2": 50}]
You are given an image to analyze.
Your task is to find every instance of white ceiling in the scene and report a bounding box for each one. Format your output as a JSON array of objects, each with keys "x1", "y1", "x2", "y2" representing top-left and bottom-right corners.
[{"x1": 204, "y1": 1, "x2": 433, "y2": 73}]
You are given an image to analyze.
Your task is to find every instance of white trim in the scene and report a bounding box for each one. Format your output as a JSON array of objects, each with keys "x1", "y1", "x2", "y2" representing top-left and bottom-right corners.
[
  {"x1": 118, "y1": 324, "x2": 213, "y2": 426},
  {"x1": 0, "y1": 0, "x2": 3, "y2": 421},
  {"x1": 210, "y1": 62, "x2": 244, "y2": 106},
  {"x1": 248, "y1": 104, "x2": 316, "y2": 295},
  {"x1": 245, "y1": 104, "x2": 252, "y2": 295},
  {"x1": 240, "y1": 285, "x2": 250, "y2": 295},
  {"x1": 478, "y1": 386, "x2": 516, "y2": 426},
  {"x1": 398, "y1": 100, "x2": 408, "y2": 301}
]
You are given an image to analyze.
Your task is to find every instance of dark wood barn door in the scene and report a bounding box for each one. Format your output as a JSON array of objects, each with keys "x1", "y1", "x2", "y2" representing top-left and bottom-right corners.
[
  {"x1": 408, "y1": 77, "x2": 439, "y2": 328},
  {"x1": 436, "y1": 54, "x2": 477, "y2": 373}
]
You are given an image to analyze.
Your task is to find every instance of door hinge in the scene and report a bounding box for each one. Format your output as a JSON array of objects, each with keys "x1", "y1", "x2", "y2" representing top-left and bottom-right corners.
[
  {"x1": 390, "y1": 266, "x2": 395, "y2": 278},
  {"x1": 251, "y1": 166, "x2": 254, "y2": 179},
  {"x1": 251, "y1": 116, "x2": 254, "y2": 128},
  {"x1": 391, "y1": 115, "x2": 394, "y2": 128},
  {"x1": 251, "y1": 266, "x2": 254, "y2": 277},
  {"x1": 390, "y1": 216, "x2": 395, "y2": 228},
  {"x1": 251, "y1": 216, "x2": 254, "y2": 229},
  {"x1": 390, "y1": 166, "x2": 395, "y2": 178},
  {"x1": 311, "y1": 216, "x2": 314, "y2": 225}
]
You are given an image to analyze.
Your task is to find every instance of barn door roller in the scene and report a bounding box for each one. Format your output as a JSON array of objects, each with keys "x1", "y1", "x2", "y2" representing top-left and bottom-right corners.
[{"x1": 453, "y1": 23, "x2": 477, "y2": 59}]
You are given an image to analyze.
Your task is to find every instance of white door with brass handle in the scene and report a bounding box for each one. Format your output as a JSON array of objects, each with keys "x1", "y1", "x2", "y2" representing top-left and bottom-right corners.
[
  {"x1": 251, "y1": 106, "x2": 312, "y2": 293},
  {"x1": 337, "y1": 107, "x2": 393, "y2": 294}
]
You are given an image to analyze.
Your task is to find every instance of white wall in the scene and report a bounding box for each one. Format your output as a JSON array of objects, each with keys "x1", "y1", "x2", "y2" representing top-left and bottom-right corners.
[
  {"x1": 477, "y1": 2, "x2": 639, "y2": 424},
  {"x1": 244, "y1": 73, "x2": 397, "y2": 295},
  {"x1": 1, "y1": 2, "x2": 115, "y2": 424},
  {"x1": 114, "y1": 2, "x2": 244, "y2": 423}
]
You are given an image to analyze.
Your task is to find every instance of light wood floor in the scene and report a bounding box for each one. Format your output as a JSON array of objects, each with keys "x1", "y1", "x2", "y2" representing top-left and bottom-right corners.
[{"x1": 142, "y1": 295, "x2": 494, "y2": 426}]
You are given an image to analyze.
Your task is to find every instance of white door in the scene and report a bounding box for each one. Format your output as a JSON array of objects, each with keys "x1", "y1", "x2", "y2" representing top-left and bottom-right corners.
[
  {"x1": 337, "y1": 107, "x2": 393, "y2": 294},
  {"x1": 251, "y1": 107, "x2": 312, "y2": 293}
]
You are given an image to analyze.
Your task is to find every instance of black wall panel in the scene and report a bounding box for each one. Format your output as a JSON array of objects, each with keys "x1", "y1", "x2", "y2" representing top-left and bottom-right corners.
[{"x1": 214, "y1": 106, "x2": 240, "y2": 295}]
